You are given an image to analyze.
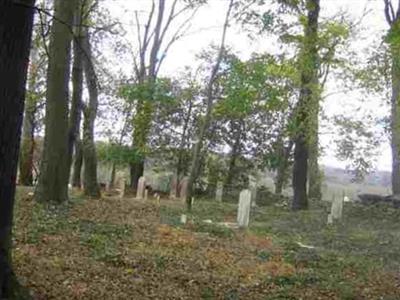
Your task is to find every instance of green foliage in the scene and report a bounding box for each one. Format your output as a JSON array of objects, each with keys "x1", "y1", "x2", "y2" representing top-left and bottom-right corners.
[{"x1": 97, "y1": 141, "x2": 140, "y2": 165}]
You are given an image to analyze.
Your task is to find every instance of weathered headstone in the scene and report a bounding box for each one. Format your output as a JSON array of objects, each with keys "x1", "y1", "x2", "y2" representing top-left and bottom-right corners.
[
  {"x1": 170, "y1": 175, "x2": 178, "y2": 199},
  {"x1": 330, "y1": 195, "x2": 343, "y2": 221},
  {"x1": 136, "y1": 176, "x2": 146, "y2": 199},
  {"x1": 215, "y1": 182, "x2": 223, "y2": 202},
  {"x1": 119, "y1": 178, "x2": 127, "y2": 199},
  {"x1": 144, "y1": 188, "x2": 149, "y2": 201},
  {"x1": 249, "y1": 176, "x2": 258, "y2": 207},
  {"x1": 179, "y1": 177, "x2": 189, "y2": 203},
  {"x1": 237, "y1": 189, "x2": 252, "y2": 228},
  {"x1": 180, "y1": 214, "x2": 187, "y2": 224}
]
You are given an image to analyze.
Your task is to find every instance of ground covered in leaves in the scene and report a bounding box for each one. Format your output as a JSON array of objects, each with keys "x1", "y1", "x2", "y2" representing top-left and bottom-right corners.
[{"x1": 13, "y1": 187, "x2": 400, "y2": 299}]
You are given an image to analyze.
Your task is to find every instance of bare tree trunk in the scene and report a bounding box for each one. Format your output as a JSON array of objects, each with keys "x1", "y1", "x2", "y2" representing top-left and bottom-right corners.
[
  {"x1": 35, "y1": 0, "x2": 76, "y2": 203},
  {"x1": 67, "y1": 0, "x2": 84, "y2": 178},
  {"x1": 82, "y1": 28, "x2": 100, "y2": 198},
  {"x1": 186, "y1": 0, "x2": 234, "y2": 211},
  {"x1": 292, "y1": 0, "x2": 320, "y2": 210},
  {"x1": 0, "y1": 1, "x2": 35, "y2": 298},
  {"x1": 72, "y1": 138, "x2": 83, "y2": 187}
]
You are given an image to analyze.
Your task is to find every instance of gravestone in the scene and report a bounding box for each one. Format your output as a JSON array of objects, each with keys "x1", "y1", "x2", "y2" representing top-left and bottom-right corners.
[
  {"x1": 249, "y1": 176, "x2": 257, "y2": 207},
  {"x1": 215, "y1": 182, "x2": 223, "y2": 202},
  {"x1": 144, "y1": 188, "x2": 149, "y2": 201},
  {"x1": 180, "y1": 214, "x2": 187, "y2": 224},
  {"x1": 119, "y1": 178, "x2": 127, "y2": 199},
  {"x1": 330, "y1": 195, "x2": 343, "y2": 221},
  {"x1": 179, "y1": 177, "x2": 189, "y2": 203},
  {"x1": 170, "y1": 175, "x2": 178, "y2": 199},
  {"x1": 136, "y1": 176, "x2": 146, "y2": 199},
  {"x1": 237, "y1": 189, "x2": 252, "y2": 228}
]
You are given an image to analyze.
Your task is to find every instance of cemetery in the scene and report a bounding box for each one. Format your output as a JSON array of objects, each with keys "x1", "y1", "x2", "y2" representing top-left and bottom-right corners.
[{"x1": 12, "y1": 175, "x2": 400, "y2": 299}]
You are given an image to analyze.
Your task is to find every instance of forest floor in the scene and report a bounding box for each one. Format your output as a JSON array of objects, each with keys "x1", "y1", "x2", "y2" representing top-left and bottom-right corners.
[{"x1": 13, "y1": 187, "x2": 400, "y2": 300}]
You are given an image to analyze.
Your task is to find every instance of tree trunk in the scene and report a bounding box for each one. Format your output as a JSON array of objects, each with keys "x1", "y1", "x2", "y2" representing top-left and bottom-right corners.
[
  {"x1": 67, "y1": 1, "x2": 84, "y2": 178},
  {"x1": 225, "y1": 120, "x2": 242, "y2": 187},
  {"x1": 186, "y1": 0, "x2": 234, "y2": 211},
  {"x1": 292, "y1": 0, "x2": 320, "y2": 210},
  {"x1": 35, "y1": 0, "x2": 76, "y2": 203},
  {"x1": 109, "y1": 162, "x2": 116, "y2": 189},
  {"x1": 0, "y1": 1, "x2": 35, "y2": 298},
  {"x1": 308, "y1": 113, "x2": 322, "y2": 199},
  {"x1": 130, "y1": 100, "x2": 153, "y2": 189},
  {"x1": 72, "y1": 138, "x2": 83, "y2": 187},
  {"x1": 130, "y1": 160, "x2": 144, "y2": 190},
  {"x1": 19, "y1": 46, "x2": 39, "y2": 186},
  {"x1": 391, "y1": 48, "x2": 400, "y2": 194},
  {"x1": 175, "y1": 98, "x2": 194, "y2": 191},
  {"x1": 82, "y1": 28, "x2": 100, "y2": 198},
  {"x1": 275, "y1": 140, "x2": 293, "y2": 195}
]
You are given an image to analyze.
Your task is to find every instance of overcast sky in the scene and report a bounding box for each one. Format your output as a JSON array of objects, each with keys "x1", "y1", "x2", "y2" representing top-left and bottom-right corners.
[{"x1": 105, "y1": 0, "x2": 392, "y2": 171}]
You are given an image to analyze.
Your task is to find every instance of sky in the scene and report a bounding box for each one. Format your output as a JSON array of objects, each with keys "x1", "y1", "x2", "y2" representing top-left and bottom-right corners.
[{"x1": 104, "y1": 0, "x2": 392, "y2": 171}]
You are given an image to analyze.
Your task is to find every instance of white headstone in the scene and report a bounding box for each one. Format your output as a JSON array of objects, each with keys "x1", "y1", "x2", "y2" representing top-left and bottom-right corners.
[
  {"x1": 330, "y1": 196, "x2": 343, "y2": 221},
  {"x1": 136, "y1": 176, "x2": 146, "y2": 199},
  {"x1": 327, "y1": 213, "x2": 333, "y2": 225},
  {"x1": 237, "y1": 189, "x2": 252, "y2": 228},
  {"x1": 119, "y1": 178, "x2": 126, "y2": 199},
  {"x1": 215, "y1": 182, "x2": 223, "y2": 202},
  {"x1": 249, "y1": 175, "x2": 257, "y2": 207},
  {"x1": 180, "y1": 214, "x2": 187, "y2": 224},
  {"x1": 170, "y1": 175, "x2": 178, "y2": 199},
  {"x1": 144, "y1": 188, "x2": 149, "y2": 201},
  {"x1": 179, "y1": 177, "x2": 189, "y2": 203}
]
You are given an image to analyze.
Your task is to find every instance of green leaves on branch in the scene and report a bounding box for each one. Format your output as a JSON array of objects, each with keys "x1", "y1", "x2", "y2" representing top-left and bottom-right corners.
[{"x1": 97, "y1": 142, "x2": 141, "y2": 166}]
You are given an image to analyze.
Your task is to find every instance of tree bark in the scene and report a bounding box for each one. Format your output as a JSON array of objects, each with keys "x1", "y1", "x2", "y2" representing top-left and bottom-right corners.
[
  {"x1": 308, "y1": 113, "x2": 322, "y2": 199},
  {"x1": 35, "y1": 0, "x2": 76, "y2": 203},
  {"x1": 0, "y1": 1, "x2": 35, "y2": 298},
  {"x1": 67, "y1": 0, "x2": 84, "y2": 179},
  {"x1": 72, "y1": 138, "x2": 83, "y2": 187},
  {"x1": 391, "y1": 43, "x2": 400, "y2": 195},
  {"x1": 292, "y1": 0, "x2": 320, "y2": 210},
  {"x1": 82, "y1": 28, "x2": 101, "y2": 198}
]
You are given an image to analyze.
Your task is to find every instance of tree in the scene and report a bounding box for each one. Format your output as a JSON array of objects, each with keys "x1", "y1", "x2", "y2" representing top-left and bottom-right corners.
[
  {"x1": 19, "y1": 27, "x2": 46, "y2": 186},
  {"x1": 35, "y1": 0, "x2": 76, "y2": 203},
  {"x1": 0, "y1": 0, "x2": 35, "y2": 297},
  {"x1": 383, "y1": 0, "x2": 400, "y2": 195},
  {"x1": 82, "y1": 26, "x2": 101, "y2": 198},
  {"x1": 68, "y1": 0, "x2": 85, "y2": 185},
  {"x1": 186, "y1": 0, "x2": 234, "y2": 210},
  {"x1": 292, "y1": 0, "x2": 320, "y2": 210},
  {"x1": 129, "y1": 0, "x2": 202, "y2": 190}
]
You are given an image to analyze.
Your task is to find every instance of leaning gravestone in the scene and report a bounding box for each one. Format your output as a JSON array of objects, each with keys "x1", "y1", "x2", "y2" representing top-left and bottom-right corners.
[
  {"x1": 179, "y1": 177, "x2": 189, "y2": 203},
  {"x1": 330, "y1": 195, "x2": 343, "y2": 221},
  {"x1": 237, "y1": 189, "x2": 252, "y2": 228},
  {"x1": 136, "y1": 176, "x2": 146, "y2": 199},
  {"x1": 215, "y1": 182, "x2": 223, "y2": 202},
  {"x1": 170, "y1": 175, "x2": 178, "y2": 199}
]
